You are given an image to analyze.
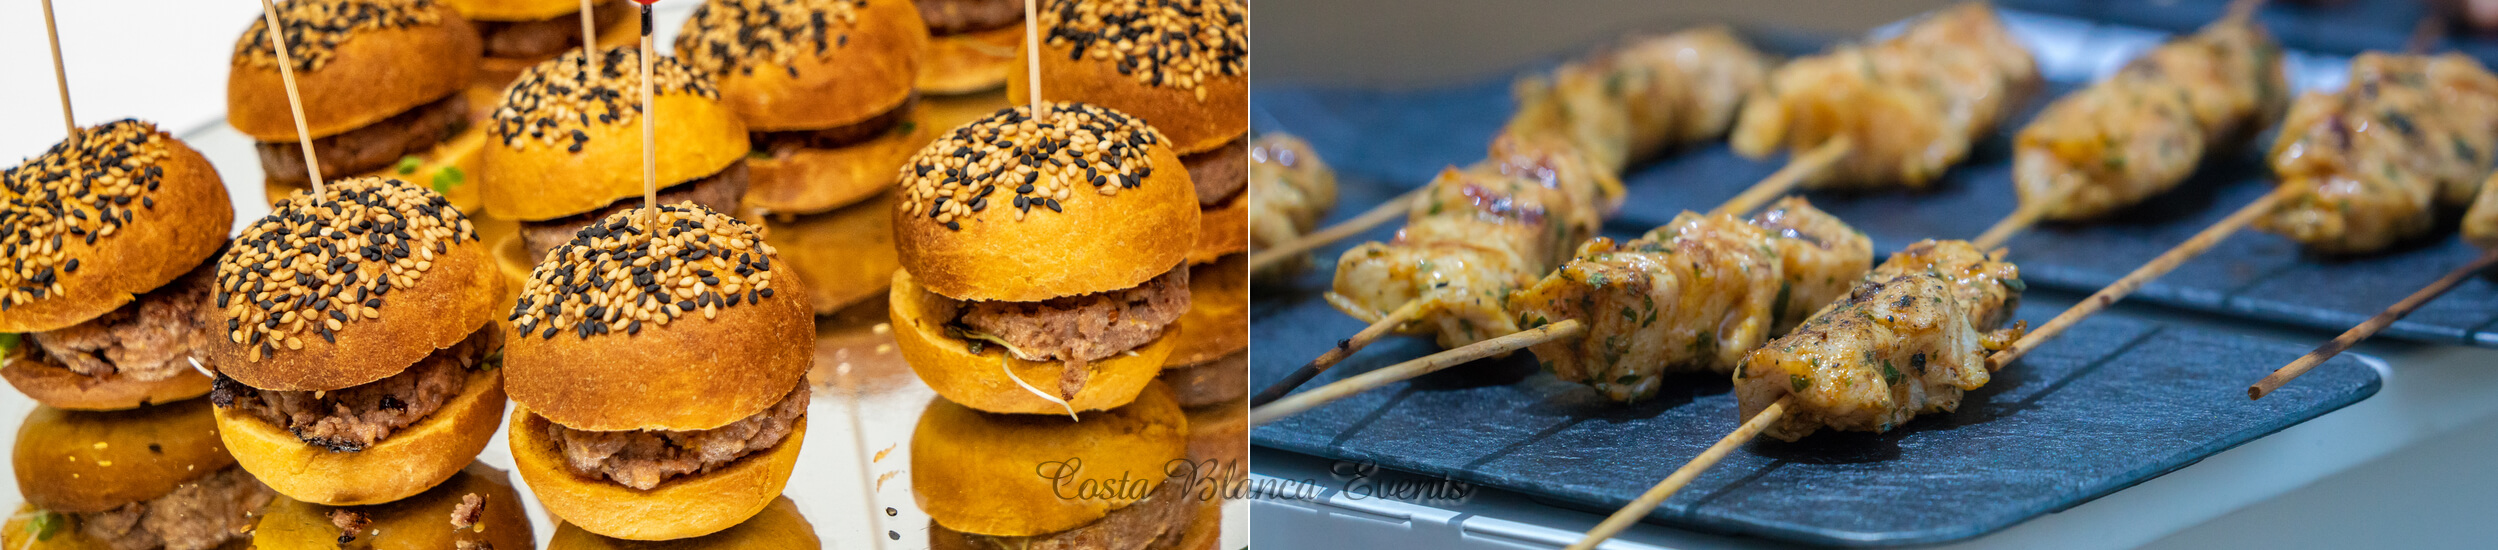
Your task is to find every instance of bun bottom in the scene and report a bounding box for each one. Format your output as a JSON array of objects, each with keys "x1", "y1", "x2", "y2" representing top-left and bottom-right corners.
[
  {"x1": 547, "y1": 495, "x2": 820, "y2": 549},
  {"x1": 250, "y1": 462, "x2": 534, "y2": 549},
  {"x1": 917, "y1": 25, "x2": 1022, "y2": 95},
  {"x1": 511, "y1": 408, "x2": 805, "y2": 541},
  {"x1": 890, "y1": 269, "x2": 1179, "y2": 415},
  {"x1": 1, "y1": 355, "x2": 212, "y2": 411},
  {"x1": 216, "y1": 367, "x2": 506, "y2": 506},
  {"x1": 744, "y1": 105, "x2": 932, "y2": 216},
  {"x1": 768, "y1": 192, "x2": 901, "y2": 315},
  {"x1": 1188, "y1": 191, "x2": 1248, "y2": 265}
]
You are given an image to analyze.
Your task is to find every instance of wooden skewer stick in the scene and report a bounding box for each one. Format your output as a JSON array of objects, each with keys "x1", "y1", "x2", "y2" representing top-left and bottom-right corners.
[
  {"x1": 40, "y1": 0, "x2": 76, "y2": 138},
  {"x1": 1565, "y1": 396, "x2": 1789, "y2": 550},
  {"x1": 1972, "y1": 201, "x2": 2047, "y2": 251},
  {"x1": 637, "y1": 1, "x2": 657, "y2": 228},
  {"x1": 1986, "y1": 192, "x2": 2279, "y2": 369},
  {"x1": 259, "y1": 0, "x2": 326, "y2": 196},
  {"x1": 2250, "y1": 250, "x2": 2498, "y2": 399},
  {"x1": 1025, "y1": 0, "x2": 1043, "y2": 116},
  {"x1": 1250, "y1": 320, "x2": 1585, "y2": 426},
  {"x1": 580, "y1": 0, "x2": 599, "y2": 66},
  {"x1": 1246, "y1": 187, "x2": 1426, "y2": 273},
  {"x1": 1249, "y1": 298, "x2": 1425, "y2": 407},
  {"x1": 1709, "y1": 136, "x2": 1852, "y2": 217}
]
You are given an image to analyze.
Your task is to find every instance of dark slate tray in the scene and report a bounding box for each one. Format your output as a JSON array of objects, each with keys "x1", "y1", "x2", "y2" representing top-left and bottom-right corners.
[
  {"x1": 1248, "y1": 294, "x2": 2383, "y2": 546},
  {"x1": 1251, "y1": 56, "x2": 2498, "y2": 345}
]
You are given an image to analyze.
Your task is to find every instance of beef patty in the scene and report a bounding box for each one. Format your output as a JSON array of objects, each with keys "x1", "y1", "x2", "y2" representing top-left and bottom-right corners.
[
  {"x1": 1182, "y1": 138, "x2": 1246, "y2": 206},
  {"x1": 946, "y1": 471, "x2": 1197, "y2": 550},
  {"x1": 211, "y1": 329, "x2": 496, "y2": 452},
  {"x1": 916, "y1": 0, "x2": 1023, "y2": 36},
  {"x1": 477, "y1": 0, "x2": 631, "y2": 60},
  {"x1": 518, "y1": 160, "x2": 751, "y2": 261},
  {"x1": 547, "y1": 383, "x2": 809, "y2": 491},
  {"x1": 25, "y1": 257, "x2": 217, "y2": 383},
  {"x1": 748, "y1": 95, "x2": 916, "y2": 154},
  {"x1": 954, "y1": 266, "x2": 1190, "y2": 370},
  {"x1": 77, "y1": 466, "x2": 273, "y2": 550},
  {"x1": 257, "y1": 93, "x2": 469, "y2": 188}
]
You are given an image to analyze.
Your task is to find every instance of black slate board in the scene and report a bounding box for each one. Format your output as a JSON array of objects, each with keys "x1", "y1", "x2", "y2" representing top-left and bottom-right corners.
[
  {"x1": 1251, "y1": 52, "x2": 2498, "y2": 345},
  {"x1": 1248, "y1": 295, "x2": 2383, "y2": 546}
]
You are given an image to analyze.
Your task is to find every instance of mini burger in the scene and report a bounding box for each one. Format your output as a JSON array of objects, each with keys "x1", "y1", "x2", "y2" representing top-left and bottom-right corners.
[
  {"x1": 916, "y1": 383, "x2": 1196, "y2": 548},
  {"x1": 7, "y1": 400, "x2": 274, "y2": 550},
  {"x1": 1010, "y1": 0, "x2": 1248, "y2": 265},
  {"x1": 204, "y1": 177, "x2": 508, "y2": 506},
  {"x1": 482, "y1": 46, "x2": 751, "y2": 263},
  {"x1": 889, "y1": 102, "x2": 1198, "y2": 416},
  {"x1": 503, "y1": 203, "x2": 814, "y2": 541},
  {"x1": 547, "y1": 496, "x2": 819, "y2": 549},
  {"x1": 442, "y1": 0, "x2": 638, "y2": 85},
  {"x1": 0, "y1": 120, "x2": 234, "y2": 411},
  {"x1": 228, "y1": 0, "x2": 486, "y2": 205},
  {"x1": 915, "y1": 0, "x2": 1024, "y2": 94},
  {"x1": 248, "y1": 462, "x2": 532, "y2": 549},
  {"x1": 674, "y1": 0, "x2": 934, "y2": 217},
  {"x1": 1157, "y1": 254, "x2": 1245, "y2": 409}
]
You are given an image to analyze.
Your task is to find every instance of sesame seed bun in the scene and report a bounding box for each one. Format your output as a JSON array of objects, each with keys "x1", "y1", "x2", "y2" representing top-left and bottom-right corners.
[
  {"x1": 744, "y1": 104, "x2": 936, "y2": 215},
  {"x1": 502, "y1": 206, "x2": 815, "y2": 432},
  {"x1": 0, "y1": 124, "x2": 233, "y2": 334},
  {"x1": 547, "y1": 495, "x2": 819, "y2": 549},
  {"x1": 678, "y1": 0, "x2": 930, "y2": 132},
  {"x1": 227, "y1": 2, "x2": 482, "y2": 142},
  {"x1": 912, "y1": 382, "x2": 1188, "y2": 538},
  {"x1": 214, "y1": 366, "x2": 506, "y2": 506},
  {"x1": 480, "y1": 48, "x2": 751, "y2": 222},
  {"x1": 247, "y1": 462, "x2": 534, "y2": 550},
  {"x1": 510, "y1": 408, "x2": 806, "y2": 541},
  {"x1": 890, "y1": 269, "x2": 1176, "y2": 414},
  {"x1": 0, "y1": 351, "x2": 215, "y2": 412},
  {"x1": 205, "y1": 186, "x2": 505, "y2": 392},
  {"x1": 769, "y1": 193, "x2": 903, "y2": 315},
  {"x1": 918, "y1": 25, "x2": 1021, "y2": 95},
  {"x1": 13, "y1": 399, "x2": 237, "y2": 514},
  {"x1": 892, "y1": 104, "x2": 1199, "y2": 303},
  {"x1": 1006, "y1": 0, "x2": 1246, "y2": 155},
  {"x1": 440, "y1": 0, "x2": 587, "y2": 21},
  {"x1": 1164, "y1": 254, "x2": 1244, "y2": 366}
]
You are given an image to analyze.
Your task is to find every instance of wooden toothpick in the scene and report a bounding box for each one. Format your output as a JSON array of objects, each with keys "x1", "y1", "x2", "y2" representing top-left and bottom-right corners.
[
  {"x1": 1024, "y1": 0, "x2": 1044, "y2": 118},
  {"x1": 40, "y1": 0, "x2": 76, "y2": 139},
  {"x1": 636, "y1": 0, "x2": 658, "y2": 229},
  {"x1": 580, "y1": 0, "x2": 599, "y2": 69},
  {"x1": 259, "y1": 0, "x2": 326, "y2": 196}
]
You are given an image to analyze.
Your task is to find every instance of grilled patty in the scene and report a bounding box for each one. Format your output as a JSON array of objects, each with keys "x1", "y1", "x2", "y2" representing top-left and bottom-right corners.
[
  {"x1": 211, "y1": 329, "x2": 495, "y2": 452},
  {"x1": 26, "y1": 257, "x2": 217, "y2": 382},
  {"x1": 547, "y1": 383, "x2": 809, "y2": 490},
  {"x1": 257, "y1": 94, "x2": 470, "y2": 188},
  {"x1": 1183, "y1": 138, "x2": 1247, "y2": 206},
  {"x1": 476, "y1": 0, "x2": 631, "y2": 60},
  {"x1": 518, "y1": 160, "x2": 751, "y2": 261},
  {"x1": 916, "y1": 0, "x2": 1022, "y2": 36},
  {"x1": 77, "y1": 466, "x2": 273, "y2": 550}
]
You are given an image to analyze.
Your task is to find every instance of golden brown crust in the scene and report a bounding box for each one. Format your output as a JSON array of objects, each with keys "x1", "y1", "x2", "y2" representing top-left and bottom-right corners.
[
  {"x1": 215, "y1": 367, "x2": 506, "y2": 506},
  {"x1": 1008, "y1": 37, "x2": 1244, "y2": 155},
  {"x1": 503, "y1": 256, "x2": 815, "y2": 432},
  {"x1": 14, "y1": 399, "x2": 237, "y2": 513},
  {"x1": 1165, "y1": 254, "x2": 1244, "y2": 365},
  {"x1": 1, "y1": 354, "x2": 215, "y2": 412},
  {"x1": 228, "y1": 6, "x2": 482, "y2": 141},
  {"x1": 511, "y1": 408, "x2": 805, "y2": 541},
  {"x1": 893, "y1": 140, "x2": 1198, "y2": 302},
  {"x1": 0, "y1": 134, "x2": 232, "y2": 334},
  {"x1": 547, "y1": 495, "x2": 819, "y2": 549},
  {"x1": 206, "y1": 235, "x2": 504, "y2": 392},
  {"x1": 441, "y1": 0, "x2": 584, "y2": 21},
  {"x1": 770, "y1": 193, "x2": 902, "y2": 314},
  {"x1": 1187, "y1": 190, "x2": 1247, "y2": 264},
  {"x1": 684, "y1": 0, "x2": 930, "y2": 131},
  {"x1": 481, "y1": 92, "x2": 751, "y2": 221},
  {"x1": 912, "y1": 383, "x2": 1188, "y2": 537},
  {"x1": 918, "y1": 25, "x2": 1021, "y2": 95},
  {"x1": 745, "y1": 105, "x2": 934, "y2": 215},
  {"x1": 890, "y1": 269, "x2": 1174, "y2": 414},
  {"x1": 246, "y1": 462, "x2": 534, "y2": 550}
]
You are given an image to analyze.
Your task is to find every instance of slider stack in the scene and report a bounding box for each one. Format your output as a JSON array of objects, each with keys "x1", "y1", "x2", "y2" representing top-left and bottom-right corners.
[{"x1": 671, "y1": 0, "x2": 935, "y2": 316}]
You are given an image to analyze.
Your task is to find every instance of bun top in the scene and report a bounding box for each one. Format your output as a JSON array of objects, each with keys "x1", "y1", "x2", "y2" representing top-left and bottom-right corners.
[
  {"x1": 0, "y1": 120, "x2": 234, "y2": 333},
  {"x1": 502, "y1": 203, "x2": 815, "y2": 431},
  {"x1": 227, "y1": 0, "x2": 480, "y2": 141},
  {"x1": 207, "y1": 177, "x2": 504, "y2": 391},
  {"x1": 480, "y1": 47, "x2": 751, "y2": 221},
  {"x1": 13, "y1": 399, "x2": 238, "y2": 514},
  {"x1": 1014, "y1": 0, "x2": 1246, "y2": 153},
  {"x1": 440, "y1": 0, "x2": 580, "y2": 21},
  {"x1": 892, "y1": 102, "x2": 1199, "y2": 302},
  {"x1": 674, "y1": 0, "x2": 930, "y2": 131}
]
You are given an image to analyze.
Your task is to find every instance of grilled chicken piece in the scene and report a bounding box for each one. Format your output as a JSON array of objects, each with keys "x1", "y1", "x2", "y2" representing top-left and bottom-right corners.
[
  {"x1": 1248, "y1": 134, "x2": 1340, "y2": 278},
  {"x1": 1504, "y1": 26, "x2": 1769, "y2": 173},
  {"x1": 1508, "y1": 198, "x2": 1871, "y2": 401},
  {"x1": 2015, "y1": 16, "x2": 2286, "y2": 221},
  {"x1": 2472, "y1": 172, "x2": 2498, "y2": 250},
  {"x1": 1731, "y1": 3, "x2": 2040, "y2": 189},
  {"x1": 2261, "y1": 53, "x2": 2498, "y2": 254},
  {"x1": 1331, "y1": 137, "x2": 1621, "y2": 348},
  {"x1": 1733, "y1": 240, "x2": 2026, "y2": 441}
]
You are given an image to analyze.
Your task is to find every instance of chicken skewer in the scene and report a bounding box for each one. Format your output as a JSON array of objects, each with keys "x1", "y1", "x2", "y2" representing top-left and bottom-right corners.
[
  {"x1": 1247, "y1": 133, "x2": 1344, "y2": 279},
  {"x1": 1973, "y1": 0, "x2": 2285, "y2": 249},
  {"x1": 1243, "y1": 27, "x2": 1774, "y2": 276}
]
